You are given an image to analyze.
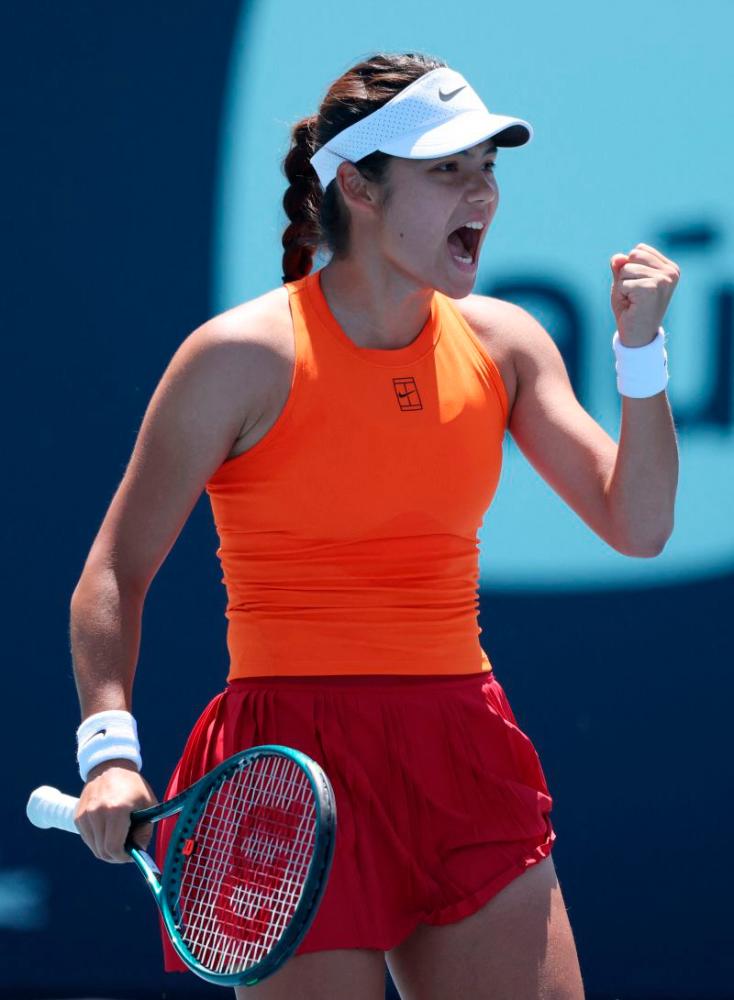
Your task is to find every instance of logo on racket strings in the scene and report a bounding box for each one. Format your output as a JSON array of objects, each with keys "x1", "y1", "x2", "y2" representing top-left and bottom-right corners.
[{"x1": 180, "y1": 798, "x2": 311, "y2": 954}]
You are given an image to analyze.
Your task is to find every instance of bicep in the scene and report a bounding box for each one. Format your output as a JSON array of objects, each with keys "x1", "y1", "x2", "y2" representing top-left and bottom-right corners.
[
  {"x1": 81, "y1": 321, "x2": 257, "y2": 593},
  {"x1": 507, "y1": 307, "x2": 618, "y2": 538}
]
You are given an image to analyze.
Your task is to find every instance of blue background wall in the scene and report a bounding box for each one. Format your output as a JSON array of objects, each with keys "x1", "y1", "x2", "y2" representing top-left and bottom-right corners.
[{"x1": 3, "y1": 3, "x2": 733, "y2": 998}]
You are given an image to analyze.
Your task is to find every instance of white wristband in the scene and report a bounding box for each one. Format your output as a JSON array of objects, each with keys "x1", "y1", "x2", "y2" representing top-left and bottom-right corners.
[
  {"x1": 76, "y1": 710, "x2": 142, "y2": 783},
  {"x1": 612, "y1": 328, "x2": 669, "y2": 398}
]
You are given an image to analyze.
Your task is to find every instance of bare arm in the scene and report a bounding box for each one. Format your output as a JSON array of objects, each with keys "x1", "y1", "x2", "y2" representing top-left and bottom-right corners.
[
  {"x1": 605, "y1": 393, "x2": 678, "y2": 554},
  {"x1": 70, "y1": 303, "x2": 274, "y2": 860},
  {"x1": 71, "y1": 318, "x2": 259, "y2": 714},
  {"x1": 506, "y1": 306, "x2": 678, "y2": 556}
]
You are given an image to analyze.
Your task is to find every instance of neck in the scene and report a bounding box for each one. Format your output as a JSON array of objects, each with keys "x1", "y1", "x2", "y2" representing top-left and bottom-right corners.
[{"x1": 318, "y1": 256, "x2": 435, "y2": 351}]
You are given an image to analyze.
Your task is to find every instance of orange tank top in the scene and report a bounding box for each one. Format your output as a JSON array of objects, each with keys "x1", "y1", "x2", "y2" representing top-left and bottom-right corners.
[{"x1": 205, "y1": 269, "x2": 509, "y2": 680}]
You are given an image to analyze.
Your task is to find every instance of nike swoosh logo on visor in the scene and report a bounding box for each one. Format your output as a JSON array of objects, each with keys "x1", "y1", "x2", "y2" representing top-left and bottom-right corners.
[{"x1": 438, "y1": 86, "x2": 467, "y2": 102}]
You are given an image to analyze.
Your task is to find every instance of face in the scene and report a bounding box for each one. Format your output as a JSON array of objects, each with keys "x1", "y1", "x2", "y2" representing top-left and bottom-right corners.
[{"x1": 373, "y1": 138, "x2": 499, "y2": 297}]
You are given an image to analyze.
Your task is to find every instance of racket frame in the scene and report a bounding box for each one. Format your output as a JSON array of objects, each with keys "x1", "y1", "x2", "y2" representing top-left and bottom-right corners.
[{"x1": 127, "y1": 745, "x2": 336, "y2": 987}]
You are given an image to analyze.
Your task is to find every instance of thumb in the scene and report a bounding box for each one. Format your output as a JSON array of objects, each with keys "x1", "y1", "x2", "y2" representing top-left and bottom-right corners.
[{"x1": 610, "y1": 253, "x2": 628, "y2": 272}]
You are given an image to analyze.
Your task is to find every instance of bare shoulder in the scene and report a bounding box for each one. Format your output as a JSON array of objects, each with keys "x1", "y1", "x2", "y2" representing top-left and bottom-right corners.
[
  {"x1": 454, "y1": 293, "x2": 564, "y2": 416},
  {"x1": 81, "y1": 287, "x2": 295, "y2": 591},
  {"x1": 173, "y1": 285, "x2": 295, "y2": 457},
  {"x1": 183, "y1": 285, "x2": 292, "y2": 375}
]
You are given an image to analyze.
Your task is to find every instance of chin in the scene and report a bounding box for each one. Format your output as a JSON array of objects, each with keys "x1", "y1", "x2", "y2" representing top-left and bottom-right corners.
[
  {"x1": 447, "y1": 280, "x2": 476, "y2": 299},
  {"x1": 438, "y1": 270, "x2": 478, "y2": 299},
  {"x1": 397, "y1": 256, "x2": 477, "y2": 298}
]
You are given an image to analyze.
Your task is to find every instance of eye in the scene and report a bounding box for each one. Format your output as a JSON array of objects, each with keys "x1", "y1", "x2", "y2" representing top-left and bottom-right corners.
[{"x1": 433, "y1": 160, "x2": 497, "y2": 173}]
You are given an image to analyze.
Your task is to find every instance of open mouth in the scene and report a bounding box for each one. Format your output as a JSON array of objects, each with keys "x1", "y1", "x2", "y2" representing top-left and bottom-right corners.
[{"x1": 447, "y1": 224, "x2": 482, "y2": 267}]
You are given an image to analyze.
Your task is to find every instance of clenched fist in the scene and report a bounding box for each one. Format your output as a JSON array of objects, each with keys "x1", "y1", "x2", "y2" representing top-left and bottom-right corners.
[
  {"x1": 75, "y1": 759, "x2": 158, "y2": 863},
  {"x1": 610, "y1": 243, "x2": 680, "y2": 347}
]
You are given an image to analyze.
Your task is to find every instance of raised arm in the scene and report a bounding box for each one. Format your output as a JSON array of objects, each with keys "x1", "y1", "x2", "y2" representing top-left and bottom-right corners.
[
  {"x1": 508, "y1": 311, "x2": 677, "y2": 555},
  {"x1": 475, "y1": 245, "x2": 679, "y2": 556}
]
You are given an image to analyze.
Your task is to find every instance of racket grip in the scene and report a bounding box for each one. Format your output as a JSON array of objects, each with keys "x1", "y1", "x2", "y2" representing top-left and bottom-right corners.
[{"x1": 26, "y1": 786, "x2": 81, "y2": 835}]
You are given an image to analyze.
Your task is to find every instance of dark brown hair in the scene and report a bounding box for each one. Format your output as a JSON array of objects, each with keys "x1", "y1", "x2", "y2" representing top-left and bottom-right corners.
[{"x1": 281, "y1": 52, "x2": 446, "y2": 283}]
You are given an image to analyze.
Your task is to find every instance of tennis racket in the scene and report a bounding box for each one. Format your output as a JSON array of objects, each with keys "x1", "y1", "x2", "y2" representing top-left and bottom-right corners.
[{"x1": 26, "y1": 745, "x2": 336, "y2": 987}]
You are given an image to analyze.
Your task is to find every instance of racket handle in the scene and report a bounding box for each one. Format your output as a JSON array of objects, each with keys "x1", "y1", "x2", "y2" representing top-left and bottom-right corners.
[{"x1": 26, "y1": 786, "x2": 80, "y2": 835}]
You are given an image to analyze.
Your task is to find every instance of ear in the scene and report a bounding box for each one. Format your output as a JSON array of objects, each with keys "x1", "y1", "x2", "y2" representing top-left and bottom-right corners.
[{"x1": 335, "y1": 162, "x2": 381, "y2": 217}]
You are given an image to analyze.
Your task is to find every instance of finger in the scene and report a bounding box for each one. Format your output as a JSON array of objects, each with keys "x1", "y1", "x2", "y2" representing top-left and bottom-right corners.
[
  {"x1": 618, "y1": 277, "x2": 660, "y2": 292},
  {"x1": 629, "y1": 244, "x2": 679, "y2": 272},
  {"x1": 77, "y1": 804, "x2": 129, "y2": 863},
  {"x1": 616, "y1": 263, "x2": 659, "y2": 279},
  {"x1": 102, "y1": 812, "x2": 135, "y2": 863},
  {"x1": 631, "y1": 241, "x2": 662, "y2": 253},
  {"x1": 626, "y1": 247, "x2": 667, "y2": 267},
  {"x1": 76, "y1": 814, "x2": 106, "y2": 861}
]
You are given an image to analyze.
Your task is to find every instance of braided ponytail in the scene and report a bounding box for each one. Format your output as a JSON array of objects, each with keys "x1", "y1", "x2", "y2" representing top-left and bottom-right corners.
[{"x1": 281, "y1": 116, "x2": 321, "y2": 283}]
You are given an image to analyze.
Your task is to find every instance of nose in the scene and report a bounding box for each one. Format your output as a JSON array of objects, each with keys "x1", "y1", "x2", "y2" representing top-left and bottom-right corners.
[{"x1": 467, "y1": 171, "x2": 497, "y2": 204}]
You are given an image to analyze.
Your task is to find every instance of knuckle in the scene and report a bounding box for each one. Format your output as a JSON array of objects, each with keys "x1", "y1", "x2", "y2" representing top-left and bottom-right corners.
[
  {"x1": 88, "y1": 799, "x2": 129, "y2": 818},
  {"x1": 82, "y1": 805, "x2": 106, "y2": 827}
]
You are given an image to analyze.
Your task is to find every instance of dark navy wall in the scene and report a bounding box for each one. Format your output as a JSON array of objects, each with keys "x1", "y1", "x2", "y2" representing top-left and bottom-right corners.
[
  {"x1": 3, "y1": 4, "x2": 732, "y2": 998},
  {"x1": 3, "y1": 3, "x2": 241, "y2": 996}
]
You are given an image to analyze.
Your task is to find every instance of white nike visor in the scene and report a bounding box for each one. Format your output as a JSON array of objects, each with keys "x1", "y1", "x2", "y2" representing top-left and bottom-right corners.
[{"x1": 310, "y1": 66, "x2": 533, "y2": 190}]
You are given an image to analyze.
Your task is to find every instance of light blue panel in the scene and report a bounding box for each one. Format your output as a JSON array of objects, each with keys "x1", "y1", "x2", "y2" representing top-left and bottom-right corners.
[{"x1": 213, "y1": 0, "x2": 734, "y2": 590}]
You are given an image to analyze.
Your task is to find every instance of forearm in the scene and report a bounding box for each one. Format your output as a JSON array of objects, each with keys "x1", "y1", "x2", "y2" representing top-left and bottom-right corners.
[
  {"x1": 604, "y1": 390, "x2": 679, "y2": 556},
  {"x1": 70, "y1": 567, "x2": 145, "y2": 719}
]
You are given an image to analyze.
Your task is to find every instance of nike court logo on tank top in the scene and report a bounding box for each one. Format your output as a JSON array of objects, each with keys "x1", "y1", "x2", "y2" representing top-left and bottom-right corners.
[{"x1": 205, "y1": 269, "x2": 508, "y2": 679}]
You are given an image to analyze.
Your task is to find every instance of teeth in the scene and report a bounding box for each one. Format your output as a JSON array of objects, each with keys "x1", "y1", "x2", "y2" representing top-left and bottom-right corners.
[
  {"x1": 453, "y1": 254, "x2": 473, "y2": 264},
  {"x1": 464, "y1": 221, "x2": 484, "y2": 230}
]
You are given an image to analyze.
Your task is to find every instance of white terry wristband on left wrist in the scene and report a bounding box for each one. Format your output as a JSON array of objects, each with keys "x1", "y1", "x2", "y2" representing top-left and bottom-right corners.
[
  {"x1": 612, "y1": 328, "x2": 669, "y2": 398},
  {"x1": 76, "y1": 709, "x2": 143, "y2": 783}
]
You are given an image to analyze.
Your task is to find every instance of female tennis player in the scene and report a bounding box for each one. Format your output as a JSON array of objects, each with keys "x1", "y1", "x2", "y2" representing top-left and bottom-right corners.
[{"x1": 70, "y1": 51, "x2": 679, "y2": 998}]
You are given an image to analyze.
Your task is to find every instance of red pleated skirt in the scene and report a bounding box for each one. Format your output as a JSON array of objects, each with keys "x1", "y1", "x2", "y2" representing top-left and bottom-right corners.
[{"x1": 155, "y1": 670, "x2": 555, "y2": 971}]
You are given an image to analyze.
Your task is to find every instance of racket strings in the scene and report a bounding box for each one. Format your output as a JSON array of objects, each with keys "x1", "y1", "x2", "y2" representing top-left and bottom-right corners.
[
  {"x1": 187, "y1": 767, "x2": 309, "y2": 967},
  {"x1": 179, "y1": 760, "x2": 313, "y2": 971},
  {"x1": 181, "y1": 761, "x2": 314, "y2": 971},
  {"x1": 174, "y1": 755, "x2": 317, "y2": 974}
]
